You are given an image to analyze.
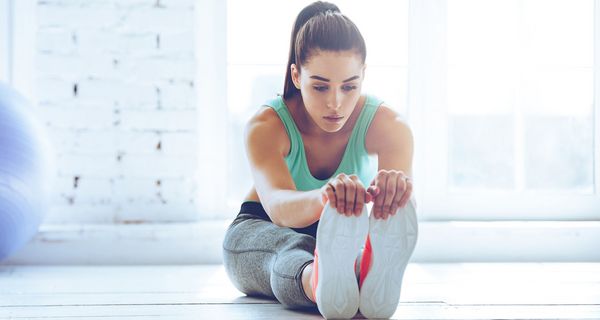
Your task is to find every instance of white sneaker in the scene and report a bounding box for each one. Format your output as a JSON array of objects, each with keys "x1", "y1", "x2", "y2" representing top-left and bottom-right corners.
[
  {"x1": 358, "y1": 196, "x2": 419, "y2": 319},
  {"x1": 313, "y1": 202, "x2": 369, "y2": 319}
]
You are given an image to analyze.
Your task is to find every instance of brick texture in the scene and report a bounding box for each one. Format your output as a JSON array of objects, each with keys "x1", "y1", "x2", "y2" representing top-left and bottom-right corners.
[{"x1": 36, "y1": 0, "x2": 198, "y2": 223}]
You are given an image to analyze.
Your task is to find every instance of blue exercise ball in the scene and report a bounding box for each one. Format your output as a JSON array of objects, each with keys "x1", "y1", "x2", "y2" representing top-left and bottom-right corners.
[{"x1": 0, "y1": 82, "x2": 54, "y2": 261}]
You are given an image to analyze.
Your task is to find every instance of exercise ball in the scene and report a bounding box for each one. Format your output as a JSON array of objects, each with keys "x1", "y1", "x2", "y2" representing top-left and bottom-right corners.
[{"x1": 0, "y1": 82, "x2": 54, "y2": 261}]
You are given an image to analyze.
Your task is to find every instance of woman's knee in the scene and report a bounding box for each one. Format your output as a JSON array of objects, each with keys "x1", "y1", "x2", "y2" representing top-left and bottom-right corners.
[
  {"x1": 270, "y1": 259, "x2": 316, "y2": 309},
  {"x1": 222, "y1": 245, "x2": 276, "y2": 298},
  {"x1": 222, "y1": 249, "x2": 249, "y2": 294}
]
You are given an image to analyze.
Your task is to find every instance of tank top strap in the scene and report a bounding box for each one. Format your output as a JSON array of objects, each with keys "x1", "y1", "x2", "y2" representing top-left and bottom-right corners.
[
  {"x1": 262, "y1": 95, "x2": 302, "y2": 160},
  {"x1": 353, "y1": 94, "x2": 384, "y2": 154}
]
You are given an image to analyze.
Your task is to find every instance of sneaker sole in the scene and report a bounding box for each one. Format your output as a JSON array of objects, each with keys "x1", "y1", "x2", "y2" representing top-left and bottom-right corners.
[
  {"x1": 315, "y1": 204, "x2": 369, "y2": 319},
  {"x1": 359, "y1": 196, "x2": 419, "y2": 319}
]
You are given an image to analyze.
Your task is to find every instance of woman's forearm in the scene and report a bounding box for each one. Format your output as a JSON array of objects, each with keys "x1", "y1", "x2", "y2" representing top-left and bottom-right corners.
[{"x1": 265, "y1": 189, "x2": 324, "y2": 228}]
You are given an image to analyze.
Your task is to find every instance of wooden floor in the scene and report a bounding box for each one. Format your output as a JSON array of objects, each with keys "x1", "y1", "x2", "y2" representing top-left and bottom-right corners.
[{"x1": 0, "y1": 263, "x2": 599, "y2": 319}]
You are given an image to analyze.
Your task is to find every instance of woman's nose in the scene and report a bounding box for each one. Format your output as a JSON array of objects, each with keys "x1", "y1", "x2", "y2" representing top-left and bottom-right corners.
[{"x1": 327, "y1": 90, "x2": 342, "y2": 109}]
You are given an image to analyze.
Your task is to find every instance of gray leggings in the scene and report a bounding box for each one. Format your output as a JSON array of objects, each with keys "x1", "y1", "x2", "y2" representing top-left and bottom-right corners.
[{"x1": 222, "y1": 201, "x2": 318, "y2": 309}]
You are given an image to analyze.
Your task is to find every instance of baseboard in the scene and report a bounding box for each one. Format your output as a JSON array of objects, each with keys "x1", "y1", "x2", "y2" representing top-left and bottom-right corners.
[{"x1": 1, "y1": 220, "x2": 600, "y2": 265}]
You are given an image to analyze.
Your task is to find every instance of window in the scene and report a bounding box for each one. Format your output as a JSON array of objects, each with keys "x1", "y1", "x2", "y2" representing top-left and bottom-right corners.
[{"x1": 414, "y1": 0, "x2": 598, "y2": 220}]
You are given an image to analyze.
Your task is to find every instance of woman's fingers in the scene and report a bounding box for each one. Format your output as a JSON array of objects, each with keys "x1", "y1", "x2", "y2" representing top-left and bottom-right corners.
[
  {"x1": 371, "y1": 173, "x2": 387, "y2": 219},
  {"x1": 394, "y1": 177, "x2": 412, "y2": 213},
  {"x1": 369, "y1": 171, "x2": 414, "y2": 219},
  {"x1": 325, "y1": 174, "x2": 372, "y2": 216},
  {"x1": 389, "y1": 175, "x2": 407, "y2": 216},
  {"x1": 324, "y1": 183, "x2": 336, "y2": 208},
  {"x1": 323, "y1": 171, "x2": 414, "y2": 218},
  {"x1": 341, "y1": 174, "x2": 356, "y2": 216},
  {"x1": 381, "y1": 172, "x2": 399, "y2": 219},
  {"x1": 366, "y1": 185, "x2": 378, "y2": 204},
  {"x1": 330, "y1": 178, "x2": 345, "y2": 214},
  {"x1": 349, "y1": 175, "x2": 364, "y2": 216}
]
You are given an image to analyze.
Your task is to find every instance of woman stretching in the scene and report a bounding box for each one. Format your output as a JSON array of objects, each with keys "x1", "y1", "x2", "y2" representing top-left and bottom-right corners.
[{"x1": 222, "y1": 1, "x2": 418, "y2": 318}]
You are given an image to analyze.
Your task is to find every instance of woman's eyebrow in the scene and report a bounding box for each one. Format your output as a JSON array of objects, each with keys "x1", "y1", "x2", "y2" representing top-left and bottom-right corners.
[{"x1": 309, "y1": 75, "x2": 360, "y2": 82}]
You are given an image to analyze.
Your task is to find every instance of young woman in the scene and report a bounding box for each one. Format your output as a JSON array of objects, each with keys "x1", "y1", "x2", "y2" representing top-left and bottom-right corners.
[{"x1": 222, "y1": 1, "x2": 418, "y2": 319}]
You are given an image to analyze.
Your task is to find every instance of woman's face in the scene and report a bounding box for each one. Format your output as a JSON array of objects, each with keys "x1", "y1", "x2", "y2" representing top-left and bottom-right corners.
[{"x1": 291, "y1": 50, "x2": 365, "y2": 133}]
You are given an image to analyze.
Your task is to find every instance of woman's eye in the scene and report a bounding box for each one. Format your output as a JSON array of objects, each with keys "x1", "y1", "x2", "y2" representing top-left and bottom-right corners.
[{"x1": 313, "y1": 85, "x2": 356, "y2": 92}]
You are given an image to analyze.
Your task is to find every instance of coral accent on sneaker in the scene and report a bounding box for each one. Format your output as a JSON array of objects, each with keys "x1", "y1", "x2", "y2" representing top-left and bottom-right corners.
[{"x1": 359, "y1": 234, "x2": 373, "y2": 289}]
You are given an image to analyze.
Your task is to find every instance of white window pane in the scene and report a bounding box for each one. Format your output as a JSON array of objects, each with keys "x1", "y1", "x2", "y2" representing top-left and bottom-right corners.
[
  {"x1": 524, "y1": 115, "x2": 593, "y2": 192},
  {"x1": 523, "y1": 0, "x2": 593, "y2": 67},
  {"x1": 448, "y1": 65, "x2": 517, "y2": 115},
  {"x1": 521, "y1": 67, "x2": 593, "y2": 116},
  {"x1": 448, "y1": 115, "x2": 515, "y2": 190},
  {"x1": 448, "y1": 0, "x2": 520, "y2": 67}
]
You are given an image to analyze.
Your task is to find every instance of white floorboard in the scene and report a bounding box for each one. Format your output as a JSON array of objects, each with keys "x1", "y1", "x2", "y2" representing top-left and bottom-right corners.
[{"x1": 0, "y1": 263, "x2": 599, "y2": 319}]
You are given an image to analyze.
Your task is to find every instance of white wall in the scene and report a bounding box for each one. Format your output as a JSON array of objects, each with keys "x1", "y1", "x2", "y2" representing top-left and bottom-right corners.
[{"x1": 35, "y1": 0, "x2": 200, "y2": 224}]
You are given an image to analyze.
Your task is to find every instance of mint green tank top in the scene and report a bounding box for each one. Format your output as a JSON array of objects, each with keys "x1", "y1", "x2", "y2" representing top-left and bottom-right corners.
[{"x1": 264, "y1": 94, "x2": 383, "y2": 191}]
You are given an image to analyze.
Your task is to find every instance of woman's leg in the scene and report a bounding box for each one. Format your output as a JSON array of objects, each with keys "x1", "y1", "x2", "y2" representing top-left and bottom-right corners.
[{"x1": 222, "y1": 213, "x2": 317, "y2": 309}]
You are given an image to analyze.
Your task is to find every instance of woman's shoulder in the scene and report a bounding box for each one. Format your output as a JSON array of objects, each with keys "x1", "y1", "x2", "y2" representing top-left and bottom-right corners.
[
  {"x1": 245, "y1": 102, "x2": 290, "y2": 156},
  {"x1": 249, "y1": 103, "x2": 279, "y2": 124},
  {"x1": 247, "y1": 94, "x2": 285, "y2": 122},
  {"x1": 362, "y1": 94, "x2": 404, "y2": 126},
  {"x1": 246, "y1": 103, "x2": 285, "y2": 137},
  {"x1": 372, "y1": 102, "x2": 402, "y2": 119},
  {"x1": 365, "y1": 101, "x2": 413, "y2": 154}
]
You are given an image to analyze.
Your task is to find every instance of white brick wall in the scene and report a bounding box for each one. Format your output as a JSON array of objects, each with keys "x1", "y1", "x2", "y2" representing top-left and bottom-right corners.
[{"x1": 35, "y1": 0, "x2": 199, "y2": 224}]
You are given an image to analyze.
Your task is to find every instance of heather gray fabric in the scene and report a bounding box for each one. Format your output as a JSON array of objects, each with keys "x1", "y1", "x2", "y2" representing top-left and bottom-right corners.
[{"x1": 222, "y1": 207, "x2": 317, "y2": 309}]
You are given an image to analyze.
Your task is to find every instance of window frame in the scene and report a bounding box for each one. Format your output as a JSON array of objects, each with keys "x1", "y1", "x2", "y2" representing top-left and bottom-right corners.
[
  {"x1": 0, "y1": 0, "x2": 36, "y2": 99},
  {"x1": 195, "y1": 0, "x2": 230, "y2": 219},
  {"x1": 0, "y1": 0, "x2": 12, "y2": 83}
]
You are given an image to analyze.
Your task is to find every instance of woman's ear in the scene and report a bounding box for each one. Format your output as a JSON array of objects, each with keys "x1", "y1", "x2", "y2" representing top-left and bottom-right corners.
[{"x1": 291, "y1": 64, "x2": 301, "y2": 89}]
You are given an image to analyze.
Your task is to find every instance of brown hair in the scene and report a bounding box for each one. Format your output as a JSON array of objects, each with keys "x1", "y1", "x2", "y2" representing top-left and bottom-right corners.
[{"x1": 283, "y1": 1, "x2": 367, "y2": 99}]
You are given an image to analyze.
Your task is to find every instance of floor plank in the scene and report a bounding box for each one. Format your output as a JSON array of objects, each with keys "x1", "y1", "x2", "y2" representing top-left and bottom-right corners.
[
  {"x1": 2, "y1": 304, "x2": 600, "y2": 319},
  {"x1": 0, "y1": 263, "x2": 599, "y2": 319}
]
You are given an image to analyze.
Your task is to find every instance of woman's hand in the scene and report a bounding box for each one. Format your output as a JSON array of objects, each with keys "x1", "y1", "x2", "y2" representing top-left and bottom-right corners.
[
  {"x1": 319, "y1": 173, "x2": 376, "y2": 217},
  {"x1": 369, "y1": 169, "x2": 413, "y2": 220}
]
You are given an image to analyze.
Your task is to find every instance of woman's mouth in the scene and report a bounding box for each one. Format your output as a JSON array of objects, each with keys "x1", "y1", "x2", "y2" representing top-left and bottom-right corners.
[{"x1": 323, "y1": 115, "x2": 344, "y2": 123}]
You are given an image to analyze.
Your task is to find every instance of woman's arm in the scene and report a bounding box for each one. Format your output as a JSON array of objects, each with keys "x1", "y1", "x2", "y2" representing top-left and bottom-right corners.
[
  {"x1": 365, "y1": 105, "x2": 415, "y2": 219},
  {"x1": 244, "y1": 107, "x2": 323, "y2": 228}
]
